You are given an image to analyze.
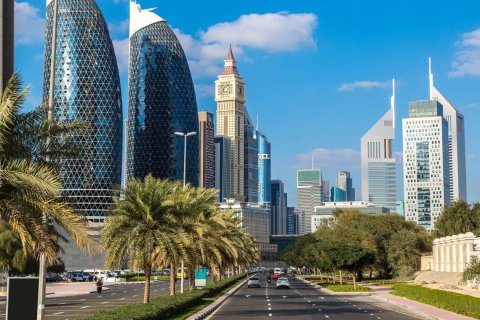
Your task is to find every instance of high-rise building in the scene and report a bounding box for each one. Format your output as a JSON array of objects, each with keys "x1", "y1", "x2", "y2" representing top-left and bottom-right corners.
[
  {"x1": 330, "y1": 186, "x2": 346, "y2": 202},
  {"x1": 271, "y1": 180, "x2": 287, "y2": 235},
  {"x1": 297, "y1": 169, "x2": 322, "y2": 234},
  {"x1": 429, "y1": 58, "x2": 467, "y2": 202},
  {"x1": 337, "y1": 170, "x2": 355, "y2": 201},
  {"x1": 0, "y1": 0, "x2": 14, "y2": 92},
  {"x1": 257, "y1": 128, "x2": 271, "y2": 206},
  {"x1": 322, "y1": 179, "x2": 330, "y2": 202},
  {"x1": 43, "y1": 0, "x2": 123, "y2": 225},
  {"x1": 286, "y1": 207, "x2": 297, "y2": 235},
  {"x1": 215, "y1": 47, "x2": 246, "y2": 200},
  {"x1": 199, "y1": 111, "x2": 215, "y2": 189},
  {"x1": 127, "y1": 1, "x2": 199, "y2": 185},
  {"x1": 244, "y1": 111, "x2": 258, "y2": 202},
  {"x1": 361, "y1": 79, "x2": 397, "y2": 212},
  {"x1": 214, "y1": 136, "x2": 231, "y2": 202},
  {"x1": 403, "y1": 100, "x2": 450, "y2": 230}
]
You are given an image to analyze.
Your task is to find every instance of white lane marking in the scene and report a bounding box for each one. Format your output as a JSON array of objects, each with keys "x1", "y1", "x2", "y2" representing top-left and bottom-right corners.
[
  {"x1": 58, "y1": 302, "x2": 66, "y2": 305},
  {"x1": 269, "y1": 314, "x2": 272, "y2": 317},
  {"x1": 377, "y1": 318, "x2": 381, "y2": 320},
  {"x1": 308, "y1": 300, "x2": 311, "y2": 303},
  {"x1": 123, "y1": 290, "x2": 127, "y2": 293},
  {"x1": 268, "y1": 307, "x2": 271, "y2": 310},
  {"x1": 370, "y1": 314, "x2": 374, "y2": 316},
  {"x1": 120, "y1": 298, "x2": 125, "y2": 300},
  {"x1": 319, "y1": 297, "x2": 325, "y2": 300},
  {"x1": 325, "y1": 316, "x2": 330, "y2": 319},
  {"x1": 132, "y1": 294, "x2": 138, "y2": 297},
  {"x1": 54, "y1": 312, "x2": 64, "y2": 315},
  {"x1": 80, "y1": 299, "x2": 86, "y2": 301},
  {"x1": 101, "y1": 301, "x2": 109, "y2": 304},
  {"x1": 318, "y1": 309, "x2": 322, "y2": 312},
  {"x1": 312, "y1": 304, "x2": 316, "y2": 306},
  {"x1": 267, "y1": 299, "x2": 270, "y2": 302},
  {"x1": 80, "y1": 306, "x2": 89, "y2": 309},
  {"x1": 111, "y1": 293, "x2": 116, "y2": 295}
]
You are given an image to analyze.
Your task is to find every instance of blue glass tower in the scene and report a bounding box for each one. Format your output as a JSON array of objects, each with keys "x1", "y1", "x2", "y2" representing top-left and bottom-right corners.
[
  {"x1": 257, "y1": 129, "x2": 271, "y2": 205},
  {"x1": 42, "y1": 0, "x2": 123, "y2": 223},
  {"x1": 126, "y1": 1, "x2": 199, "y2": 185}
]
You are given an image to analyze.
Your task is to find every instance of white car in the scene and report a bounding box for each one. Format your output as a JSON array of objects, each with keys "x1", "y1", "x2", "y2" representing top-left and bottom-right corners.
[
  {"x1": 276, "y1": 277, "x2": 290, "y2": 289},
  {"x1": 247, "y1": 277, "x2": 261, "y2": 288}
]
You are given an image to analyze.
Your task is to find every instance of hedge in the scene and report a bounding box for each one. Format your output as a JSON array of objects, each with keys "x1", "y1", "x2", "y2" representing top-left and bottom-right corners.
[
  {"x1": 323, "y1": 284, "x2": 372, "y2": 292},
  {"x1": 392, "y1": 284, "x2": 480, "y2": 319},
  {"x1": 80, "y1": 274, "x2": 246, "y2": 320}
]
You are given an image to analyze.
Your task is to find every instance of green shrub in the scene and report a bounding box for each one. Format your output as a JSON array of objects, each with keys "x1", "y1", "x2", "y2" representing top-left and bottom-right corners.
[
  {"x1": 392, "y1": 284, "x2": 480, "y2": 319},
  {"x1": 323, "y1": 284, "x2": 372, "y2": 292},
  {"x1": 123, "y1": 274, "x2": 169, "y2": 282},
  {"x1": 80, "y1": 274, "x2": 246, "y2": 320}
]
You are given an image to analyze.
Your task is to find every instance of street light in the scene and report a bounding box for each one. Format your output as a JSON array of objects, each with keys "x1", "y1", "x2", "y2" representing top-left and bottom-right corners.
[{"x1": 174, "y1": 131, "x2": 196, "y2": 293}]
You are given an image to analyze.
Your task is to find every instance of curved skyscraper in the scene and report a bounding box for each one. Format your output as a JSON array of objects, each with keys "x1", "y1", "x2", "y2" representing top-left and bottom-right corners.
[
  {"x1": 127, "y1": 1, "x2": 199, "y2": 185},
  {"x1": 42, "y1": 0, "x2": 123, "y2": 225}
]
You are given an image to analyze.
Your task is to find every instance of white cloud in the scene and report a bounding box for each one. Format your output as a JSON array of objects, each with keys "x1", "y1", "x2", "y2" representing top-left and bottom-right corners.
[
  {"x1": 108, "y1": 19, "x2": 130, "y2": 35},
  {"x1": 112, "y1": 38, "x2": 129, "y2": 74},
  {"x1": 290, "y1": 148, "x2": 360, "y2": 172},
  {"x1": 338, "y1": 80, "x2": 390, "y2": 92},
  {"x1": 113, "y1": 12, "x2": 317, "y2": 78},
  {"x1": 450, "y1": 28, "x2": 480, "y2": 77},
  {"x1": 14, "y1": 1, "x2": 45, "y2": 45}
]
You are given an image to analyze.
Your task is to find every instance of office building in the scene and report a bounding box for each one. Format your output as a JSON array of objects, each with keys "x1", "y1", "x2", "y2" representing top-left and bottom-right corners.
[
  {"x1": 396, "y1": 200, "x2": 404, "y2": 216},
  {"x1": 214, "y1": 136, "x2": 231, "y2": 202},
  {"x1": 0, "y1": 0, "x2": 13, "y2": 92},
  {"x1": 219, "y1": 200, "x2": 277, "y2": 261},
  {"x1": 429, "y1": 59, "x2": 467, "y2": 201},
  {"x1": 271, "y1": 180, "x2": 287, "y2": 235},
  {"x1": 297, "y1": 169, "x2": 323, "y2": 234},
  {"x1": 215, "y1": 47, "x2": 246, "y2": 200},
  {"x1": 244, "y1": 112, "x2": 258, "y2": 202},
  {"x1": 286, "y1": 207, "x2": 297, "y2": 235},
  {"x1": 199, "y1": 111, "x2": 215, "y2": 189},
  {"x1": 257, "y1": 128, "x2": 271, "y2": 206},
  {"x1": 43, "y1": 0, "x2": 123, "y2": 224},
  {"x1": 330, "y1": 186, "x2": 346, "y2": 202},
  {"x1": 43, "y1": 0, "x2": 123, "y2": 269},
  {"x1": 337, "y1": 170, "x2": 355, "y2": 201},
  {"x1": 311, "y1": 201, "x2": 390, "y2": 231},
  {"x1": 403, "y1": 99, "x2": 450, "y2": 230},
  {"x1": 127, "y1": 1, "x2": 199, "y2": 185},
  {"x1": 322, "y1": 179, "x2": 330, "y2": 202},
  {"x1": 361, "y1": 79, "x2": 397, "y2": 212}
]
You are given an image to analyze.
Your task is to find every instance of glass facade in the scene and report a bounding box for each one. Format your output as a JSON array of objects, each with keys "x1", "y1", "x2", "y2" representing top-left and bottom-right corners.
[
  {"x1": 416, "y1": 141, "x2": 430, "y2": 181},
  {"x1": 330, "y1": 186, "x2": 346, "y2": 202},
  {"x1": 43, "y1": 0, "x2": 123, "y2": 222},
  {"x1": 244, "y1": 113, "x2": 258, "y2": 202},
  {"x1": 257, "y1": 130, "x2": 271, "y2": 205},
  {"x1": 417, "y1": 187, "x2": 431, "y2": 228},
  {"x1": 127, "y1": 18, "x2": 199, "y2": 185}
]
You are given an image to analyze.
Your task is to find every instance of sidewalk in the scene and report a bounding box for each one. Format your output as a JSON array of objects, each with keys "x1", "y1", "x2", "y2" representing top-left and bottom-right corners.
[{"x1": 362, "y1": 283, "x2": 474, "y2": 320}]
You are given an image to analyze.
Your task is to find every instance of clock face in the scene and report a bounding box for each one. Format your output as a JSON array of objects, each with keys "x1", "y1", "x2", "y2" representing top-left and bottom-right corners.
[{"x1": 218, "y1": 83, "x2": 233, "y2": 97}]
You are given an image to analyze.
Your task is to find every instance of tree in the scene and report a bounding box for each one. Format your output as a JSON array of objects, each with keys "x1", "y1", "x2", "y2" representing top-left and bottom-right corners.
[
  {"x1": 463, "y1": 257, "x2": 480, "y2": 283},
  {"x1": 0, "y1": 74, "x2": 91, "y2": 264},
  {"x1": 387, "y1": 229, "x2": 427, "y2": 278},
  {"x1": 0, "y1": 221, "x2": 27, "y2": 272},
  {"x1": 102, "y1": 175, "x2": 183, "y2": 304},
  {"x1": 434, "y1": 201, "x2": 478, "y2": 238}
]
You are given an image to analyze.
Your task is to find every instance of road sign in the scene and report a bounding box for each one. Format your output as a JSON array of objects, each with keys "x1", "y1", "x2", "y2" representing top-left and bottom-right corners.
[
  {"x1": 7, "y1": 277, "x2": 39, "y2": 320},
  {"x1": 194, "y1": 267, "x2": 207, "y2": 287}
]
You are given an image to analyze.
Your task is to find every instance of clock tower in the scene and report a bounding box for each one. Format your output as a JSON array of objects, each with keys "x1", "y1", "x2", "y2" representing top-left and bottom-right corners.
[{"x1": 215, "y1": 46, "x2": 246, "y2": 200}]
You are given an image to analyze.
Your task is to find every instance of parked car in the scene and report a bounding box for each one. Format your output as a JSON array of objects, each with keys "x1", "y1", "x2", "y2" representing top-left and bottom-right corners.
[
  {"x1": 276, "y1": 277, "x2": 290, "y2": 289},
  {"x1": 46, "y1": 273, "x2": 62, "y2": 282},
  {"x1": 247, "y1": 277, "x2": 261, "y2": 288},
  {"x1": 177, "y1": 268, "x2": 188, "y2": 279},
  {"x1": 82, "y1": 272, "x2": 94, "y2": 282},
  {"x1": 162, "y1": 269, "x2": 171, "y2": 276},
  {"x1": 71, "y1": 273, "x2": 85, "y2": 282}
]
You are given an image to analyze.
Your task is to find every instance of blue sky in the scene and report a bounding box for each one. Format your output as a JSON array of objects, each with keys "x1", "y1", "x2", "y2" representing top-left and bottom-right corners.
[{"x1": 13, "y1": 0, "x2": 480, "y2": 205}]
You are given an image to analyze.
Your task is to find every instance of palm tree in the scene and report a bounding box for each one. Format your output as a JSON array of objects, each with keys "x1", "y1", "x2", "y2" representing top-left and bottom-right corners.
[
  {"x1": 0, "y1": 74, "x2": 92, "y2": 264},
  {"x1": 102, "y1": 175, "x2": 183, "y2": 304}
]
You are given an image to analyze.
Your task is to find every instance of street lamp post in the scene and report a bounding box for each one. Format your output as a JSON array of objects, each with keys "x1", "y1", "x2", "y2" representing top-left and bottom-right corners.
[{"x1": 174, "y1": 131, "x2": 196, "y2": 293}]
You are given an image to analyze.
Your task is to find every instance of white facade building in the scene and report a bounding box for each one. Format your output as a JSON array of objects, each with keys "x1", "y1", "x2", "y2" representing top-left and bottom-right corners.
[
  {"x1": 297, "y1": 169, "x2": 323, "y2": 235},
  {"x1": 432, "y1": 233, "x2": 480, "y2": 273},
  {"x1": 429, "y1": 59, "x2": 467, "y2": 202},
  {"x1": 361, "y1": 80, "x2": 397, "y2": 213},
  {"x1": 403, "y1": 100, "x2": 450, "y2": 230}
]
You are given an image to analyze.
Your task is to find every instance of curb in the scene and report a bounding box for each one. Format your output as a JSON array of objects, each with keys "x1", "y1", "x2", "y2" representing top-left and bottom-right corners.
[{"x1": 186, "y1": 278, "x2": 248, "y2": 320}]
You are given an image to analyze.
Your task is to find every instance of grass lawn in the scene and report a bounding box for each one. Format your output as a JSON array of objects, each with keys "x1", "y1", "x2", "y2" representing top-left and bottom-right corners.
[
  {"x1": 322, "y1": 284, "x2": 373, "y2": 292},
  {"x1": 392, "y1": 284, "x2": 480, "y2": 319}
]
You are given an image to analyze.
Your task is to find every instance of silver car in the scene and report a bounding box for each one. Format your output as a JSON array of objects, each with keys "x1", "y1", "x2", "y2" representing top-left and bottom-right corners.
[
  {"x1": 276, "y1": 277, "x2": 290, "y2": 289},
  {"x1": 247, "y1": 277, "x2": 261, "y2": 288}
]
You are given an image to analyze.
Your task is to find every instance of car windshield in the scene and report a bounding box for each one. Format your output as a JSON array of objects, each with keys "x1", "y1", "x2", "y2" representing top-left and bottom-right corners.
[
  {"x1": 278, "y1": 278, "x2": 288, "y2": 281},
  {"x1": 249, "y1": 278, "x2": 259, "y2": 281}
]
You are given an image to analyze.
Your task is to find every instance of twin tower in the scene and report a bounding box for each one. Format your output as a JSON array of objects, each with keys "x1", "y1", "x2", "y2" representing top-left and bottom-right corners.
[{"x1": 42, "y1": 0, "x2": 199, "y2": 224}]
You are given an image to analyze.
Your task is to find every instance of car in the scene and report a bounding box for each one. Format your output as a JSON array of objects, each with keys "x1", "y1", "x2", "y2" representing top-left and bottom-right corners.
[
  {"x1": 274, "y1": 267, "x2": 282, "y2": 274},
  {"x1": 276, "y1": 277, "x2": 290, "y2": 289},
  {"x1": 247, "y1": 277, "x2": 261, "y2": 288},
  {"x1": 46, "y1": 273, "x2": 62, "y2": 282},
  {"x1": 177, "y1": 268, "x2": 188, "y2": 279},
  {"x1": 82, "y1": 272, "x2": 94, "y2": 282},
  {"x1": 162, "y1": 269, "x2": 171, "y2": 276},
  {"x1": 71, "y1": 273, "x2": 85, "y2": 282},
  {"x1": 272, "y1": 273, "x2": 282, "y2": 280}
]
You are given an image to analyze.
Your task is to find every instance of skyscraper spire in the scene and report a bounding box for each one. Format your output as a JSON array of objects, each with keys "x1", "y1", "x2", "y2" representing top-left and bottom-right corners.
[
  {"x1": 311, "y1": 156, "x2": 315, "y2": 169},
  {"x1": 429, "y1": 57, "x2": 434, "y2": 100},
  {"x1": 221, "y1": 45, "x2": 239, "y2": 75},
  {"x1": 391, "y1": 78, "x2": 395, "y2": 129}
]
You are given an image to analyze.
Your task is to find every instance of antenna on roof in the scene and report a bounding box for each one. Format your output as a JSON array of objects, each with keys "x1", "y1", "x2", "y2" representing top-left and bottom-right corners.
[
  {"x1": 429, "y1": 57, "x2": 434, "y2": 100},
  {"x1": 391, "y1": 78, "x2": 395, "y2": 129},
  {"x1": 311, "y1": 156, "x2": 314, "y2": 169}
]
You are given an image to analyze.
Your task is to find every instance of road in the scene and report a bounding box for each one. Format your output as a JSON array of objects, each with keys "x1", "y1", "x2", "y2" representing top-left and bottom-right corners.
[
  {"x1": 209, "y1": 274, "x2": 429, "y2": 320},
  {"x1": 0, "y1": 280, "x2": 184, "y2": 320}
]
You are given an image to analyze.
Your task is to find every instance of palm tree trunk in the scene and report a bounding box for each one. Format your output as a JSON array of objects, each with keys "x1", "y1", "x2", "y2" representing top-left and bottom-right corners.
[
  {"x1": 339, "y1": 270, "x2": 343, "y2": 285},
  {"x1": 143, "y1": 264, "x2": 151, "y2": 304},
  {"x1": 169, "y1": 263, "x2": 176, "y2": 296},
  {"x1": 188, "y1": 269, "x2": 195, "y2": 291}
]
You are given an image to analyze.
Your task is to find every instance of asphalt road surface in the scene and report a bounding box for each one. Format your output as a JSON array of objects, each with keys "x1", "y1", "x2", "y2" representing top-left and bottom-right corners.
[
  {"x1": 0, "y1": 280, "x2": 184, "y2": 320},
  {"x1": 208, "y1": 274, "x2": 428, "y2": 320}
]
